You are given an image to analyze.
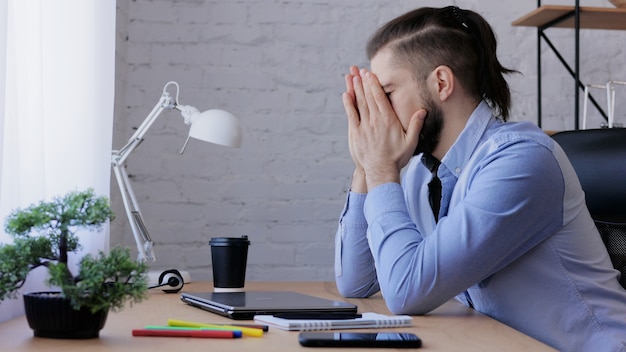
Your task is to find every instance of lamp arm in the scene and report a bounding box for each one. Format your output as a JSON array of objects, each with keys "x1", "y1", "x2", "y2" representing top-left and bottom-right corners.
[
  {"x1": 112, "y1": 162, "x2": 156, "y2": 262},
  {"x1": 114, "y1": 94, "x2": 175, "y2": 165},
  {"x1": 111, "y1": 83, "x2": 180, "y2": 262}
]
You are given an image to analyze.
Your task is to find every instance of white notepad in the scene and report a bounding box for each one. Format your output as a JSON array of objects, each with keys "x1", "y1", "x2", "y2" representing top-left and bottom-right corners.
[{"x1": 253, "y1": 312, "x2": 412, "y2": 331}]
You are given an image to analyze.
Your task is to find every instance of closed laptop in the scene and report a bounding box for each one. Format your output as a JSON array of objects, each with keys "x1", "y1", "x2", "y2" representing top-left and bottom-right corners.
[{"x1": 180, "y1": 291, "x2": 358, "y2": 320}]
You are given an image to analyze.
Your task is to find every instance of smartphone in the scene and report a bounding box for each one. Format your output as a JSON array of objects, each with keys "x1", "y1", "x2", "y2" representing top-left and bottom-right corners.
[{"x1": 298, "y1": 332, "x2": 422, "y2": 348}]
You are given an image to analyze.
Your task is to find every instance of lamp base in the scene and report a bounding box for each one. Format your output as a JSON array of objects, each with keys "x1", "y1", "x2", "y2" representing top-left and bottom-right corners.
[{"x1": 147, "y1": 269, "x2": 191, "y2": 287}]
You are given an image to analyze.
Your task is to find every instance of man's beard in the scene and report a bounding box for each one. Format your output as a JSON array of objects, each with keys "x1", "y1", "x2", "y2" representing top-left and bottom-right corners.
[{"x1": 414, "y1": 96, "x2": 443, "y2": 156}]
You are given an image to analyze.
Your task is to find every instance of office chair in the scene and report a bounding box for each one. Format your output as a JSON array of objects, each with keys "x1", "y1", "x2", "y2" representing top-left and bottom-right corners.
[{"x1": 551, "y1": 128, "x2": 626, "y2": 289}]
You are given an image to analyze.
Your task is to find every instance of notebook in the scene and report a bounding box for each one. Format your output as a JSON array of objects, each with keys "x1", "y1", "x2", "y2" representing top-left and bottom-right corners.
[
  {"x1": 180, "y1": 291, "x2": 358, "y2": 320},
  {"x1": 253, "y1": 312, "x2": 413, "y2": 331}
]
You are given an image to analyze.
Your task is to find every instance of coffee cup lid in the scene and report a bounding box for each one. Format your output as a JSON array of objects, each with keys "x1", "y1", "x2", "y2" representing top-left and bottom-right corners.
[{"x1": 209, "y1": 235, "x2": 250, "y2": 246}]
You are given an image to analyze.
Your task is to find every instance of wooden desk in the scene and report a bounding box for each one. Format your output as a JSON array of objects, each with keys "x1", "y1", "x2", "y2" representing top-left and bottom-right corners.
[{"x1": 0, "y1": 282, "x2": 556, "y2": 351}]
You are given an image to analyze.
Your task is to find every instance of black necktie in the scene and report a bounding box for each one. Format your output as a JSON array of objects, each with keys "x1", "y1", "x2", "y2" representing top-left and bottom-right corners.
[
  {"x1": 428, "y1": 168, "x2": 442, "y2": 223},
  {"x1": 423, "y1": 155, "x2": 442, "y2": 223}
]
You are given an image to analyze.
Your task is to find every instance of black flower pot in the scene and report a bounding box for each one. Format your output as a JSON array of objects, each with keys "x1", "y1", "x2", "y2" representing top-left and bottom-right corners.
[{"x1": 23, "y1": 292, "x2": 109, "y2": 339}]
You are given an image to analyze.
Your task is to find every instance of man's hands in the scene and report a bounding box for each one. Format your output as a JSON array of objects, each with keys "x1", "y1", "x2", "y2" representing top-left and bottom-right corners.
[{"x1": 342, "y1": 65, "x2": 426, "y2": 192}]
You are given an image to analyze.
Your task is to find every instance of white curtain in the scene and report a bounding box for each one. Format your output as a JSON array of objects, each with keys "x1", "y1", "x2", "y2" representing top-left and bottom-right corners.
[{"x1": 0, "y1": 0, "x2": 116, "y2": 322}]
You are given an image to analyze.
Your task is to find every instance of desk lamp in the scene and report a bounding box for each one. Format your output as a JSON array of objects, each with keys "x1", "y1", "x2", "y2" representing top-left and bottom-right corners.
[{"x1": 111, "y1": 81, "x2": 242, "y2": 286}]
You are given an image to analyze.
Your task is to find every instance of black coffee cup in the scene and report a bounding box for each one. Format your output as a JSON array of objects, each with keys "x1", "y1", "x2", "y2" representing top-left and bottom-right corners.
[{"x1": 209, "y1": 235, "x2": 250, "y2": 292}]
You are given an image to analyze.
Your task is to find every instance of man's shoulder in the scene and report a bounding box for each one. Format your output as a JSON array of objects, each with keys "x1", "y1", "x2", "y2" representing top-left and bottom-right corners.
[
  {"x1": 484, "y1": 120, "x2": 554, "y2": 150},
  {"x1": 463, "y1": 120, "x2": 559, "y2": 171}
]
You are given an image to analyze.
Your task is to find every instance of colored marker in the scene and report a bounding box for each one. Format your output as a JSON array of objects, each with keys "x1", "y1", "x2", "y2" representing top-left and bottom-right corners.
[
  {"x1": 229, "y1": 323, "x2": 269, "y2": 332},
  {"x1": 168, "y1": 319, "x2": 264, "y2": 337},
  {"x1": 144, "y1": 325, "x2": 232, "y2": 331},
  {"x1": 156, "y1": 323, "x2": 266, "y2": 332},
  {"x1": 132, "y1": 328, "x2": 241, "y2": 338}
]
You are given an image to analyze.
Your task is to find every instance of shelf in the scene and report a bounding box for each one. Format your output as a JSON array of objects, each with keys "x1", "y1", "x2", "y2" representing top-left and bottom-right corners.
[
  {"x1": 512, "y1": 4, "x2": 625, "y2": 128},
  {"x1": 512, "y1": 5, "x2": 626, "y2": 30}
]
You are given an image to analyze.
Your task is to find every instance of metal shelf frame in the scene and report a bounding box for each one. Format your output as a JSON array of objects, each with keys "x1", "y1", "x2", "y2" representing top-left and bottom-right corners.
[{"x1": 528, "y1": 1, "x2": 611, "y2": 128}]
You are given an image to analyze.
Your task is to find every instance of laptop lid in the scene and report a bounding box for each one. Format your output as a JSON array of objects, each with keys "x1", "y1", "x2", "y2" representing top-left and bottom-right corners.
[{"x1": 180, "y1": 291, "x2": 358, "y2": 320}]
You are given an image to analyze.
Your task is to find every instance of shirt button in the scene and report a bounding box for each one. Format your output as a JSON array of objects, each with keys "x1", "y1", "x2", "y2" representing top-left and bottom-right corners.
[{"x1": 455, "y1": 167, "x2": 461, "y2": 174}]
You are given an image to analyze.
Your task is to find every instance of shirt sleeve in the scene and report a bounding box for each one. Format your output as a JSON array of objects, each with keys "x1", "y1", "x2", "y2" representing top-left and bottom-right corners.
[
  {"x1": 364, "y1": 140, "x2": 564, "y2": 314},
  {"x1": 334, "y1": 191, "x2": 380, "y2": 298}
]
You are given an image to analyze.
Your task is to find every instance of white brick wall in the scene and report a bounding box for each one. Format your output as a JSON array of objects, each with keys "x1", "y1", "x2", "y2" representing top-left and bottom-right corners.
[{"x1": 112, "y1": 0, "x2": 626, "y2": 282}]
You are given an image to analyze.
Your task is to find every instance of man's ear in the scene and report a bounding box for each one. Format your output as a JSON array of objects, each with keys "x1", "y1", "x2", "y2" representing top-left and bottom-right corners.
[{"x1": 432, "y1": 65, "x2": 454, "y2": 102}]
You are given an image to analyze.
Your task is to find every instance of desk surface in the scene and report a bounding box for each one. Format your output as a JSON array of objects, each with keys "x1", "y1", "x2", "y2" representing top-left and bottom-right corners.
[
  {"x1": 0, "y1": 281, "x2": 555, "y2": 351},
  {"x1": 512, "y1": 5, "x2": 626, "y2": 30}
]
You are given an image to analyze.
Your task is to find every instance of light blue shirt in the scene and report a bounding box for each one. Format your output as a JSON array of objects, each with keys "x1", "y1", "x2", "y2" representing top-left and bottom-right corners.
[{"x1": 335, "y1": 101, "x2": 626, "y2": 351}]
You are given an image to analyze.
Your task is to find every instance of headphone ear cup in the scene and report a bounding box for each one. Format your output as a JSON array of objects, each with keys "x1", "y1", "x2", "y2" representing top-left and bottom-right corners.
[{"x1": 158, "y1": 269, "x2": 184, "y2": 293}]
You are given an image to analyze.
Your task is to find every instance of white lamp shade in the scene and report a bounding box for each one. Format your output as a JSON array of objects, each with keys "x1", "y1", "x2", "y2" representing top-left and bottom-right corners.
[{"x1": 186, "y1": 108, "x2": 243, "y2": 148}]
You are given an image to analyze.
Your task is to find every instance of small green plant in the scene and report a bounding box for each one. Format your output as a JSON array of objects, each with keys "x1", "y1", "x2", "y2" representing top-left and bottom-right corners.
[{"x1": 0, "y1": 188, "x2": 148, "y2": 313}]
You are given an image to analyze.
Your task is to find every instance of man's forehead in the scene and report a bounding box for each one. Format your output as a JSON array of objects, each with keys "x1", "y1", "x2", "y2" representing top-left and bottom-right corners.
[
  {"x1": 370, "y1": 48, "x2": 394, "y2": 72},
  {"x1": 371, "y1": 50, "x2": 412, "y2": 87}
]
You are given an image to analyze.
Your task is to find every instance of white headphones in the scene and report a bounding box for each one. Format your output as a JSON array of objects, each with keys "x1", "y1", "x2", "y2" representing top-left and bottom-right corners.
[{"x1": 149, "y1": 269, "x2": 184, "y2": 293}]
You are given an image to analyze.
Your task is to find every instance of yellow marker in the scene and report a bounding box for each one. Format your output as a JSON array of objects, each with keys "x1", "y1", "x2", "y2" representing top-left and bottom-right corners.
[{"x1": 168, "y1": 319, "x2": 264, "y2": 337}]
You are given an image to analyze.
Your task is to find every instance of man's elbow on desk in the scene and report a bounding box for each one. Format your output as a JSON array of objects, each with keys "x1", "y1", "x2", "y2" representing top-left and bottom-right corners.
[
  {"x1": 335, "y1": 278, "x2": 380, "y2": 299},
  {"x1": 384, "y1": 298, "x2": 433, "y2": 316},
  {"x1": 378, "y1": 285, "x2": 445, "y2": 316}
]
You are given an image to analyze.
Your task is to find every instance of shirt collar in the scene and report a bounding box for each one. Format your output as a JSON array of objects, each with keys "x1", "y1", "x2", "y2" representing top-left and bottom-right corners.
[{"x1": 439, "y1": 101, "x2": 496, "y2": 177}]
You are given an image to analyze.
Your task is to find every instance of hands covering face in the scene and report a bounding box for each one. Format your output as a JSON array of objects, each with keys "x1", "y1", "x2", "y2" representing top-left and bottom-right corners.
[{"x1": 342, "y1": 65, "x2": 427, "y2": 190}]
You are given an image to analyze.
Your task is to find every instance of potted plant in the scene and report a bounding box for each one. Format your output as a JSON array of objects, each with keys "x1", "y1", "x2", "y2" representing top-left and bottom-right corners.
[{"x1": 0, "y1": 188, "x2": 148, "y2": 339}]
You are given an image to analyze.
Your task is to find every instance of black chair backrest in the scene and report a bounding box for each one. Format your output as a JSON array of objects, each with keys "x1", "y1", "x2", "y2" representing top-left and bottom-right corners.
[
  {"x1": 551, "y1": 128, "x2": 626, "y2": 289},
  {"x1": 551, "y1": 128, "x2": 626, "y2": 223}
]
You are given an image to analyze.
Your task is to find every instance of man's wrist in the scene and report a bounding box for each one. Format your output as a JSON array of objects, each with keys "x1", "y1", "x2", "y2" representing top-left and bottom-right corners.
[
  {"x1": 351, "y1": 167, "x2": 367, "y2": 193},
  {"x1": 365, "y1": 169, "x2": 400, "y2": 189}
]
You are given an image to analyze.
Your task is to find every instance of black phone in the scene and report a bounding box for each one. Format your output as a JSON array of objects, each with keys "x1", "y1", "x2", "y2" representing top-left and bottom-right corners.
[{"x1": 298, "y1": 332, "x2": 422, "y2": 348}]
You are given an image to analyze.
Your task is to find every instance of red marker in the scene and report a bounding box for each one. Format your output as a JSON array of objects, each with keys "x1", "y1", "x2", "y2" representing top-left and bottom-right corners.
[{"x1": 132, "y1": 329, "x2": 241, "y2": 338}]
